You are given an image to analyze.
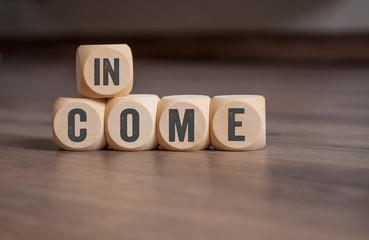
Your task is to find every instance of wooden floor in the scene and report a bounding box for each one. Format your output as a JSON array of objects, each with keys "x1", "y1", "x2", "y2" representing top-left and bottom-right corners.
[{"x1": 0, "y1": 57, "x2": 368, "y2": 240}]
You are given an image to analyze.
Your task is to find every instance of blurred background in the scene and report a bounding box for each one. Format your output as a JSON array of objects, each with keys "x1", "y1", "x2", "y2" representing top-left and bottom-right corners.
[
  {"x1": 1, "y1": 2, "x2": 369, "y2": 240},
  {"x1": 1, "y1": 0, "x2": 369, "y2": 62}
]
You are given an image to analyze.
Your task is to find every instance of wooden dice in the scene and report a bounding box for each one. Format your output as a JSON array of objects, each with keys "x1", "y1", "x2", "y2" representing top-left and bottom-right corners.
[
  {"x1": 105, "y1": 94, "x2": 160, "y2": 150},
  {"x1": 76, "y1": 44, "x2": 133, "y2": 98},
  {"x1": 52, "y1": 97, "x2": 106, "y2": 150},
  {"x1": 210, "y1": 95, "x2": 266, "y2": 151},
  {"x1": 157, "y1": 95, "x2": 211, "y2": 151},
  {"x1": 53, "y1": 44, "x2": 267, "y2": 152}
]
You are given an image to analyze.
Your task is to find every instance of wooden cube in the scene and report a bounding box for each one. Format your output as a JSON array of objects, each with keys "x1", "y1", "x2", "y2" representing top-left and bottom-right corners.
[
  {"x1": 76, "y1": 44, "x2": 133, "y2": 98},
  {"x1": 105, "y1": 94, "x2": 160, "y2": 151},
  {"x1": 52, "y1": 97, "x2": 106, "y2": 150},
  {"x1": 157, "y1": 95, "x2": 211, "y2": 151},
  {"x1": 210, "y1": 95, "x2": 266, "y2": 151}
]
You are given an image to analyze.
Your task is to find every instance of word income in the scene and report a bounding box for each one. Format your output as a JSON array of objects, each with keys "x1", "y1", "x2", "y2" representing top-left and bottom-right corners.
[{"x1": 52, "y1": 44, "x2": 265, "y2": 151}]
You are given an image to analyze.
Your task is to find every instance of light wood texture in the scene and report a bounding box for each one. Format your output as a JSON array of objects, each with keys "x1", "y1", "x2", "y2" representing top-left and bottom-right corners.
[
  {"x1": 157, "y1": 95, "x2": 211, "y2": 151},
  {"x1": 76, "y1": 44, "x2": 133, "y2": 98},
  {"x1": 52, "y1": 97, "x2": 106, "y2": 150},
  {"x1": 210, "y1": 95, "x2": 266, "y2": 150},
  {"x1": 0, "y1": 59, "x2": 369, "y2": 240},
  {"x1": 105, "y1": 94, "x2": 159, "y2": 151}
]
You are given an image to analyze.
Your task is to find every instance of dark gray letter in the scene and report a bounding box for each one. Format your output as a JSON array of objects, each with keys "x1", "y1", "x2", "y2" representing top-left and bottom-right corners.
[
  {"x1": 94, "y1": 58, "x2": 100, "y2": 85},
  {"x1": 120, "y1": 108, "x2": 139, "y2": 142},
  {"x1": 228, "y1": 108, "x2": 245, "y2": 141},
  {"x1": 103, "y1": 58, "x2": 119, "y2": 86},
  {"x1": 169, "y1": 109, "x2": 194, "y2": 142},
  {"x1": 68, "y1": 108, "x2": 87, "y2": 142}
]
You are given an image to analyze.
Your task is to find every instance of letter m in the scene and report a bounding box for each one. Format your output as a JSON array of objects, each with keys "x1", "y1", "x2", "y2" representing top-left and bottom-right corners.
[{"x1": 169, "y1": 109, "x2": 194, "y2": 142}]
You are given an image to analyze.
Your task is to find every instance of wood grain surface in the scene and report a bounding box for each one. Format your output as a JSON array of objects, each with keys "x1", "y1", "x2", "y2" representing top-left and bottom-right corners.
[{"x1": 0, "y1": 57, "x2": 369, "y2": 240}]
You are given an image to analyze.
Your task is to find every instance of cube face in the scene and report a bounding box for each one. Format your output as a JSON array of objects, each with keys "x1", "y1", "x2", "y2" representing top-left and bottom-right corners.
[
  {"x1": 105, "y1": 94, "x2": 159, "y2": 150},
  {"x1": 52, "y1": 97, "x2": 106, "y2": 150},
  {"x1": 157, "y1": 95, "x2": 211, "y2": 151},
  {"x1": 76, "y1": 44, "x2": 133, "y2": 98},
  {"x1": 210, "y1": 95, "x2": 266, "y2": 151}
]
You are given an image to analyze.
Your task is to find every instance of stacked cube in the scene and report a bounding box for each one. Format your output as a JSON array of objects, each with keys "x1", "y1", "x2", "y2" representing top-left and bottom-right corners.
[{"x1": 52, "y1": 44, "x2": 266, "y2": 151}]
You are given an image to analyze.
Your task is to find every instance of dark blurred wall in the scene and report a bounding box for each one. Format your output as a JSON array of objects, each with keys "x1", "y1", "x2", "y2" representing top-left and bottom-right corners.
[{"x1": 1, "y1": 0, "x2": 369, "y2": 39}]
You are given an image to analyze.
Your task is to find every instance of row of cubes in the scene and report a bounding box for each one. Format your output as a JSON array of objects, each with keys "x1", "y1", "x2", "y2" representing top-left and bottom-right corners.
[{"x1": 52, "y1": 94, "x2": 265, "y2": 151}]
